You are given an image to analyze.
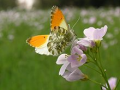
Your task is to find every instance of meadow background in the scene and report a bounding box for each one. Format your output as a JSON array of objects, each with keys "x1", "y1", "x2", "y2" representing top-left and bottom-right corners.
[{"x1": 0, "y1": 0, "x2": 120, "y2": 90}]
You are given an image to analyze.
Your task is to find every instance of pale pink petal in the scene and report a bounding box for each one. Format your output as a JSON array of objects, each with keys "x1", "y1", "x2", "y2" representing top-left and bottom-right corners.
[
  {"x1": 59, "y1": 62, "x2": 69, "y2": 75},
  {"x1": 77, "y1": 38, "x2": 91, "y2": 47},
  {"x1": 78, "y1": 44, "x2": 87, "y2": 51},
  {"x1": 78, "y1": 38, "x2": 95, "y2": 48},
  {"x1": 108, "y1": 77, "x2": 117, "y2": 89},
  {"x1": 59, "y1": 62, "x2": 87, "y2": 82},
  {"x1": 63, "y1": 68, "x2": 85, "y2": 81},
  {"x1": 93, "y1": 25, "x2": 108, "y2": 40},
  {"x1": 102, "y1": 77, "x2": 117, "y2": 90},
  {"x1": 102, "y1": 87, "x2": 106, "y2": 90},
  {"x1": 66, "y1": 64, "x2": 77, "y2": 72},
  {"x1": 71, "y1": 46, "x2": 83, "y2": 55},
  {"x1": 83, "y1": 25, "x2": 108, "y2": 40},
  {"x1": 68, "y1": 54, "x2": 87, "y2": 68},
  {"x1": 56, "y1": 54, "x2": 68, "y2": 65},
  {"x1": 80, "y1": 54, "x2": 87, "y2": 64},
  {"x1": 68, "y1": 55, "x2": 80, "y2": 68},
  {"x1": 84, "y1": 27, "x2": 95, "y2": 39}
]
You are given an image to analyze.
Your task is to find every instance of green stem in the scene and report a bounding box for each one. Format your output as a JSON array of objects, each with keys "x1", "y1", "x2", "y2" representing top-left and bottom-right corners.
[
  {"x1": 89, "y1": 78, "x2": 103, "y2": 86},
  {"x1": 84, "y1": 64, "x2": 101, "y2": 74},
  {"x1": 95, "y1": 47, "x2": 111, "y2": 90},
  {"x1": 88, "y1": 52, "x2": 110, "y2": 90},
  {"x1": 88, "y1": 46, "x2": 111, "y2": 90},
  {"x1": 115, "y1": 78, "x2": 120, "y2": 90}
]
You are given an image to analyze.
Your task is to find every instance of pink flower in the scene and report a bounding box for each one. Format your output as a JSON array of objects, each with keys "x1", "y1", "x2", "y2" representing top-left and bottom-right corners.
[
  {"x1": 68, "y1": 46, "x2": 87, "y2": 68},
  {"x1": 56, "y1": 54, "x2": 68, "y2": 65},
  {"x1": 77, "y1": 38, "x2": 95, "y2": 48},
  {"x1": 84, "y1": 25, "x2": 108, "y2": 40},
  {"x1": 56, "y1": 46, "x2": 87, "y2": 69},
  {"x1": 72, "y1": 39, "x2": 87, "y2": 51},
  {"x1": 59, "y1": 62, "x2": 87, "y2": 82},
  {"x1": 56, "y1": 54, "x2": 88, "y2": 82},
  {"x1": 102, "y1": 77, "x2": 117, "y2": 90}
]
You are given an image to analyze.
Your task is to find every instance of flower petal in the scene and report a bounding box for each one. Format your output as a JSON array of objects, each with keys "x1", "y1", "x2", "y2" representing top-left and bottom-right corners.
[
  {"x1": 68, "y1": 55, "x2": 80, "y2": 68},
  {"x1": 56, "y1": 54, "x2": 68, "y2": 65},
  {"x1": 102, "y1": 77, "x2": 117, "y2": 90},
  {"x1": 59, "y1": 61, "x2": 69, "y2": 75},
  {"x1": 108, "y1": 77, "x2": 117, "y2": 89},
  {"x1": 93, "y1": 25, "x2": 108, "y2": 40},
  {"x1": 84, "y1": 25, "x2": 108, "y2": 40},
  {"x1": 80, "y1": 54, "x2": 87, "y2": 65},
  {"x1": 77, "y1": 38, "x2": 91, "y2": 47},
  {"x1": 63, "y1": 68, "x2": 85, "y2": 81},
  {"x1": 84, "y1": 27, "x2": 95, "y2": 40},
  {"x1": 68, "y1": 54, "x2": 87, "y2": 68},
  {"x1": 71, "y1": 46, "x2": 83, "y2": 55}
]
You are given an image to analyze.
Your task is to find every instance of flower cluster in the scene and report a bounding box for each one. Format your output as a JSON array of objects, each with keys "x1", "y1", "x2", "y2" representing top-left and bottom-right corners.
[{"x1": 56, "y1": 25, "x2": 108, "y2": 81}]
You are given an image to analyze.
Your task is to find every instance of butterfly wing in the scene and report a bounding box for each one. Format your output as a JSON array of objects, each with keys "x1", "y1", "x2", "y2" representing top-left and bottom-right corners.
[
  {"x1": 47, "y1": 6, "x2": 76, "y2": 56},
  {"x1": 26, "y1": 35, "x2": 52, "y2": 55},
  {"x1": 51, "y1": 6, "x2": 68, "y2": 31},
  {"x1": 27, "y1": 35, "x2": 49, "y2": 48},
  {"x1": 27, "y1": 6, "x2": 76, "y2": 56}
]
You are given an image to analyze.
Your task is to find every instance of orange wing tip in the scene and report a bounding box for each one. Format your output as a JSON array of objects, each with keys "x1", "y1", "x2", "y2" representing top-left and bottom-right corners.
[
  {"x1": 26, "y1": 37, "x2": 35, "y2": 48},
  {"x1": 50, "y1": 6, "x2": 68, "y2": 31},
  {"x1": 26, "y1": 35, "x2": 49, "y2": 48},
  {"x1": 26, "y1": 38, "x2": 31, "y2": 43},
  {"x1": 50, "y1": 6, "x2": 59, "y2": 30},
  {"x1": 51, "y1": 6, "x2": 58, "y2": 22},
  {"x1": 51, "y1": 6, "x2": 58, "y2": 14}
]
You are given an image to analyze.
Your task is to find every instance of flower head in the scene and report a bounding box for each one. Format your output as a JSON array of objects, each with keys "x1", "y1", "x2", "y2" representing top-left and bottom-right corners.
[
  {"x1": 56, "y1": 54, "x2": 88, "y2": 82},
  {"x1": 56, "y1": 54, "x2": 68, "y2": 65},
  {"x1": 59, "y1": 62, "x2": 88, "y2": 82},
  {"x1": 68, "y1": 46, "x2": 87, "y2": 68},
  {"x1": 77, "y1": 38, "x2": 95, "y2": 48},
  {"x1": 84, "y1": 25, "x2": 108, "y2": 41}
]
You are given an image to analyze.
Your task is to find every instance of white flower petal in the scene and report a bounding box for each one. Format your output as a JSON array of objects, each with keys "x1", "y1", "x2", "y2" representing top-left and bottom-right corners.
[
  {"x1": 108, "y1": 77, "x2": 117, "y2": 89},
  {"x1": 80, "y1": 54, "x2": 87, "y2": 65},
  {"x1": 56, "y1": 54, "x2": 68, "y2": 65},
  {"x1": 63, "y1": 68, "x2": 85, "y2": 81},
  {"x1": 83, "y1": 25, "x2": 108, "y2": 40},
  {"x1": 59, "y1": 61, "x2": 69, "y2": 75},
  {"x1": 84, "y1": 27, "x2": 95, "y2": 40},
  {"x1": 102, "y1": 77, "x2": 117, "y2": 90},
  {"x1": 93, "y1": 25, "x2": 108, "y2": 40},
  {"x1": 71, "y1": 46, "x2": 83, "y2": 55},
  {"x1": 77, "y1": 38, "x2": 91, "y2": 47}
]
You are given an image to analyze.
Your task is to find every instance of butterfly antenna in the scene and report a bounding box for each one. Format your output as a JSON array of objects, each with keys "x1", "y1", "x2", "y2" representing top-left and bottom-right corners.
[{"x1": 71, "y1": 16, "x2": 81, "y2": 30}]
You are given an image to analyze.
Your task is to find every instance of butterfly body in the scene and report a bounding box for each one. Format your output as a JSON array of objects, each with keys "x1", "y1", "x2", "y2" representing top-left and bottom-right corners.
[{"x1": 26, "y1": 6, "x2": 76, "y2": 56}]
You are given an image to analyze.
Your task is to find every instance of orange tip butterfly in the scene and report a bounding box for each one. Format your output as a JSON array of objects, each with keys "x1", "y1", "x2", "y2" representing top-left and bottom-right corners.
[{"x1": 26, "y1": 6, "x2": 76, "y2": 56}]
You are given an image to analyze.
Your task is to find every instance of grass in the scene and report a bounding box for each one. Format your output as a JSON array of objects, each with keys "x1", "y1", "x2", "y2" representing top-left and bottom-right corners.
[{"x1": 0, "y1": 7, "x2": 120, "y2": 90}]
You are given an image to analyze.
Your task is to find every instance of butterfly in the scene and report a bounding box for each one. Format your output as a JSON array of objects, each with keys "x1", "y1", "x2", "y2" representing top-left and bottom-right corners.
[{"x1": 26, "y1": 6, "x2": 76, "y2": 56}]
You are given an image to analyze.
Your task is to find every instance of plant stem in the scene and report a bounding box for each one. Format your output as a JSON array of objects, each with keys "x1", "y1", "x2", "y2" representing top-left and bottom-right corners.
[
  {"x1": 115, "y1": 78, "x2": 120, "y2": 90},
  {"x1": 94, "y1": 47, "x2": 111, "y2": 90},
  {"x1": 84, "y1": 64, "x2": 101, "y2": 74},
  {"x1": 89, "y1": 78, "x2": 103, "y2": 87}
]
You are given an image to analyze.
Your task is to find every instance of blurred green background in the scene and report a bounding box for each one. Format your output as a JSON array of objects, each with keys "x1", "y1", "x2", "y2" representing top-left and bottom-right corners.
[{"x1": 0, "y1": 0, "x2": 120, "y2": 90}]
